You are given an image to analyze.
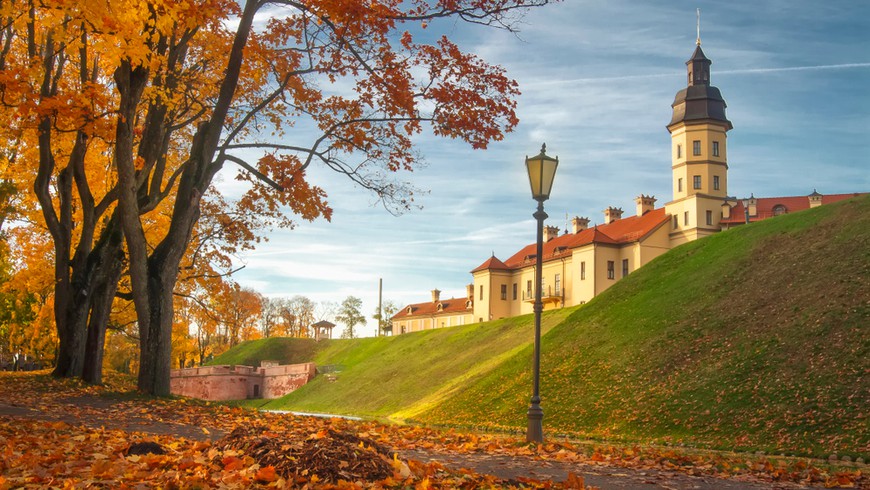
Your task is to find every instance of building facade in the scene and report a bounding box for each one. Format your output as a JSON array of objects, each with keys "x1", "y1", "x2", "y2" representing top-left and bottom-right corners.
[
  {"x1": 391, "y1": 288, "x2": 474, "y2": 334},
  {"x1": 392, "y1": 40, "x2": 866, "y2": 331}
]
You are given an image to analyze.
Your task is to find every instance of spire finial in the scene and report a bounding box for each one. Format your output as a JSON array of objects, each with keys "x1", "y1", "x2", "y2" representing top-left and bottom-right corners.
[
  {"x1": 541, "y1": 143, "x2": 547, "y2": 154},
  {"x1": 696, "y1": 8, "x2": 701, "y2": 46}
]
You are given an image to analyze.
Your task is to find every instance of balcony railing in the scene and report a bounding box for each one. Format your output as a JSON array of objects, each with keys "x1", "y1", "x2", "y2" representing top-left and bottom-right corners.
[{"x1": 522, "y1": 286, "x2": 563, "y2": 305}]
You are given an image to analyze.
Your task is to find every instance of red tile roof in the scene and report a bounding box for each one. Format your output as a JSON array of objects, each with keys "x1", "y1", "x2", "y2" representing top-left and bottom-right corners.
[
  {"x1": 492, "y1": 208, "x2": 669, "y2": 270},
  {"x1": 392, "y1": 297, "x2": 472, "y2": 320},
  {"x1": 720, "y1": 192, "x2": 866, "y2": 224},
  {"x1": 471, "y1": 255, "x2": 511, "y2": 273}
]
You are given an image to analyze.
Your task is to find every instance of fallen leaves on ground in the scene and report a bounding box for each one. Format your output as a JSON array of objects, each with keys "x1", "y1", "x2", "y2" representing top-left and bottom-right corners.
[{"x1": 0, "y1": 371, "x2": 865, "y2": 488}]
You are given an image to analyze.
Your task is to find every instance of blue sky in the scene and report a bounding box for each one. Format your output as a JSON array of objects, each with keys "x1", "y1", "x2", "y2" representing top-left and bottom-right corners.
[{"x1": 228, "y1": 1, "x2": 870, "y2": 336}]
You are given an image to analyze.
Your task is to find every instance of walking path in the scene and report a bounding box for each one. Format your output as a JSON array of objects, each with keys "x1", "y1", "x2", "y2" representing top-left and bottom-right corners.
[{"x1": 1, "y1": 395, "x2": 832, "y2": 489}]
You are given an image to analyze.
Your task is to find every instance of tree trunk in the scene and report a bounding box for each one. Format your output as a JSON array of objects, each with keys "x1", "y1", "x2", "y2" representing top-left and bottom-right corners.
[{"x1": 81, "y1": 215, "x2": 125, "y2": 384}]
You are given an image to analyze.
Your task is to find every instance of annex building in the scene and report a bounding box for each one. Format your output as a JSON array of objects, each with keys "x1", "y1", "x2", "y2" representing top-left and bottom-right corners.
[{"x1": 391, "y1": 39, "x2": 865, "y2": 333}]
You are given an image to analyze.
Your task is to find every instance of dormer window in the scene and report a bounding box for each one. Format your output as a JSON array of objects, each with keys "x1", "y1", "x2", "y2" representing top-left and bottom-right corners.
[
  {"x1": 773, "y1": 204, "x2": 787, "y2": 216},
  {"x1": 406, "y1": 306, "x2": 413, "y2": 314},
  {"x1": 436, "y1": 303, "x2": 443, "y2": 312}
]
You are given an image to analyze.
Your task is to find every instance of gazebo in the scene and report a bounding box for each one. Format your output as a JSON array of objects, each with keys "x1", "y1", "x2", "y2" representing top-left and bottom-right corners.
[{"x1": 311, "y1": 320, "x2": 336, "y2": 341}]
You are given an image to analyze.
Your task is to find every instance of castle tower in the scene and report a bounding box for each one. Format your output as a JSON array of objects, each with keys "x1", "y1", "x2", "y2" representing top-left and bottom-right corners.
[{"x1": 665, "y1": 35, "x2": 733, "y2": 245}]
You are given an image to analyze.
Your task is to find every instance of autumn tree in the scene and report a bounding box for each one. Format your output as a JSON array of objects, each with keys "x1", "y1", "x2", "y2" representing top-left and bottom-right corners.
[
  {"x1": 3, "y1": 0, "x2": 550, "y2": 394},
  {"x1": 259, "y1": 297, "x2": 285, "y2": 338}
]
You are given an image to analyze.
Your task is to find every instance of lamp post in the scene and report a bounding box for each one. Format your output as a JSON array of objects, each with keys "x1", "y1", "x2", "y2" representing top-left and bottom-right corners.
[{"x1": 524, "y1": 143, "x2": 558, "y2": 443}]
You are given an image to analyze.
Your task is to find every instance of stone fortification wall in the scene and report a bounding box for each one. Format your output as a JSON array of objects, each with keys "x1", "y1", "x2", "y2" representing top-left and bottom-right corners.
[
  {"x1": 170, "y1": 362, "x2": 316, "y2": 401},
  {"x1": 262, "y1": 362, "x2": 316, "y2": 399}
]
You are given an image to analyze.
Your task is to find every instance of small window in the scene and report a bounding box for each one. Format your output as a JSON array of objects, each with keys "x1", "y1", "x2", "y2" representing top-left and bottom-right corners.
[
  {"x1": 621, "y1": 259, "x2": 629, "y2": 278},
  {"x1": 500, "y1": 284, "x2": 507, "y2": 300},
  {"x1": 693, "y1": 140, "x2": 701, "y2": 156},
  {"x1": 607, "y1": 261, "x2": 615, "y2": 280},
  {"x1": 554, "y1": 274, "x2": 561, "y2": 295},
  {"x1": 706, "y1": 210, "x2": 713, "y2": 226},
  {"x1": 673, "y1": 215, "x2": 678, "y2": 229},
  {"x1": 676, "y1": 144, "x2": 682, "y2": 159},
  {"x1": 678, "y1": 178, "x2": 683, "y2": 192},
  {"x1": 684, "y1": 211, "x2": 689, "y2": 226},
  {"x1": 512, "y1": 283, "x2": 517, "y2": 300},
  {"x1": 713, "y1": 175, "x2": 720, "y2": 191},
  {"x1": 526, "y1": 280, "x2": 532, "y2": 298},
  {"x1": 479, "y1": 285, "x2": 483, "y2": 300},
  {"x1": 693, "y1": 175, "x2": 701, "y2": 189},
  {"x1": 712, "y1": 141, "x2": 720, "y2": 157},
  {"x1": 580, "y1": 262, "x2": 586, "y2": 280}
]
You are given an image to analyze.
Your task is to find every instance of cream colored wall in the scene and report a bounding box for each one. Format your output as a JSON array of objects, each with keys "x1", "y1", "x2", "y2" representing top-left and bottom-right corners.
[
  {"x1": 638, "y1": 223, "x2": 673, "y2": 265},
  {"x1": 471, "y1": 270, "x2": 489, "y2": 323},
  {"x1": 393, "y1": 311, "x2": 473, "y2": 335},
  {"x1": 570, "y1": 246, "x2": 597, "y2": 305},
  {"x1": 669, "y1": 122, "x2": 729, "y2": 201},
  {"x1": 472, "y1": 270, "x2": 513, "y2": 322}
]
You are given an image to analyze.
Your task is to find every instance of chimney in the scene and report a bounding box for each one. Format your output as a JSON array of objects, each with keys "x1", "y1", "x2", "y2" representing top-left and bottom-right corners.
[
  {"x1": 466, "y1": 284, "x2": 474, "y2": 301},
  {"x1": 543, "y1": 225, "x2": 560, "y2": 242},
  {"x1": 721, "y1": 199, "x2": 733, "y2": 220},
  {"x1": 808, "y1": 189, "x2": 823, "y2": 208},
  {"x1": 571, "y1": 216, "x2": 590, "y2": 234},
  {"x1": 603, "y1": 206, "x2": 623, "y2": 224},
  {"x1": 431, "y1": 289, "x2": 441, "y2": 303},
  {"x1": 634, "y1": 195, "x2": 656, "y2": 216}
]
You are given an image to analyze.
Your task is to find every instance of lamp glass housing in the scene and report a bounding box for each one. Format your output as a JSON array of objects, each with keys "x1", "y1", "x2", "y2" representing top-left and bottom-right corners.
[{"x1": 526, "y1": 146, "x2": 559, "y2": 201}]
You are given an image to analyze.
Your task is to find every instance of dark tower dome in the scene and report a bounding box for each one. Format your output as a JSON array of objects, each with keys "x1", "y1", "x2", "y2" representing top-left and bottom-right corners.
[{"x1": 668, "y1": 44, "x2": 733, "y2": 130}]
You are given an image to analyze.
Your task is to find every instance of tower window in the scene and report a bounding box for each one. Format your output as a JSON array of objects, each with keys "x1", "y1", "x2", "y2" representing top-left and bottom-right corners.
[
  {"x1": 713, "y1": 175, "x2": 720, "y2": 190},
  {"x1": 580, "y1": 261, "x2": 586, "y2": 280},
  {"x1": 706, "y1": 210, "x2": 713, "y2": 226},
  {"x1": 526, "y1": 280, "x2": 532, "y2": 298},
  {"x1": 554, "y1": 274, "x2": 561, "y2": 295},
  {"x1": 607, "y1": 261, "x2": 615, "y2": 280},
  {"x1": 678, "y1": 178, "x2": 683, "y2": 192},
  {"x1": 500, "y1": 284, "x2": 507, "y2": 300},
  {"x1": 479, "y1": 285, "x2": 483, "y2": 300},
  {"x1": 712, "y1": 141, "x2": 720, "y2": 157},
  {"x1": 693, "y1": 175, "x2": 701, "y2": 189},
  {"x1": 673, "y1": 215, "x2": 678, "y2": 229},
  {"x1": 693, "y1": 140, "x2": 701, "y2": 156},
  {"x1": 676, "y1": 144, "x2": 682, "y2": 158},
  {"x1": 684, "y1": 211, "x2": 689, "y2": 225},
  {"x1": 512, "y1": 283, "x2": 517, "y2": 300},
  {"x1": 622, "y1": 259, "x2": 629, "y2": 278}
]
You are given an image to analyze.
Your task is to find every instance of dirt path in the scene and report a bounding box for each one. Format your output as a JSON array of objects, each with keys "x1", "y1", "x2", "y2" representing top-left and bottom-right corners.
[{"x1": 0, "y1": 397, "x2": 824, "y2": 489}]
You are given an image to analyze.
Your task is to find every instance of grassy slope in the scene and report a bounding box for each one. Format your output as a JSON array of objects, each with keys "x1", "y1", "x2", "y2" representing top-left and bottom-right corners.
[
  {"x1": 207, "y1": 337, "x2": 323, "y2": 367},
  {"x1": 417, "y1": 195, "x2": 869, "y2": 457},
  {"x1": 259, "y1": 308, "x2": 575, "y2": 418},
  {"x1": 216, "y1": 195, "x2": 868, "y2": 457}
]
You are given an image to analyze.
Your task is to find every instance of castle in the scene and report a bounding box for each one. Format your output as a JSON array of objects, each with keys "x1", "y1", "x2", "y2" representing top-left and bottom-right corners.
[{"x1": 390, "y1": 40, "x2": 865, "y2": 334}]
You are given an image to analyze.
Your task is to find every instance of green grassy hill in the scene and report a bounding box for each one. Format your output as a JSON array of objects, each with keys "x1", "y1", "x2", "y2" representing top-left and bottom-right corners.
[{"x1": 218, "y1": 195, "x2": 869, "y2": 458}]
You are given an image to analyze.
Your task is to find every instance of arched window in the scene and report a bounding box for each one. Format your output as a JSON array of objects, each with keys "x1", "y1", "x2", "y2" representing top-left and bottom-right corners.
[{"x1": 773, "y1": 204, "x2": 787, "y2": 216}]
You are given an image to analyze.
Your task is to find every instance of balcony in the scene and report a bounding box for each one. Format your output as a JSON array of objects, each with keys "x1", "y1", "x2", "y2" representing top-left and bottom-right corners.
[{"x1": 522, "y1": 286, "x2": 563, "y2": 305}]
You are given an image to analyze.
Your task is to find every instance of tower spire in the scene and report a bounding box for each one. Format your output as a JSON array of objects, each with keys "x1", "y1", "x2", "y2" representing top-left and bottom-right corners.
[{"x1": 696, "y1": 8, "x2": 701, "y2": 46}]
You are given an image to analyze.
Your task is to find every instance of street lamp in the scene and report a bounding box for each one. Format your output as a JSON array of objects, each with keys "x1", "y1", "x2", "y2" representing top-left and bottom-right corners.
[{"x1": 524, "y1": 143, "x2": 558, "y2": 443}]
